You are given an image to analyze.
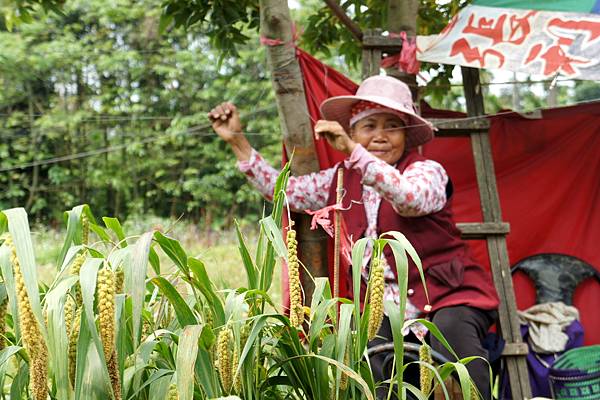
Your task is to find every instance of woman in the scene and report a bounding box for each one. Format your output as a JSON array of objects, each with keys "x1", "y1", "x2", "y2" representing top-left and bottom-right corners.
[{"x1": 209, "y1": 75, "x2": 499, "y2": 399}]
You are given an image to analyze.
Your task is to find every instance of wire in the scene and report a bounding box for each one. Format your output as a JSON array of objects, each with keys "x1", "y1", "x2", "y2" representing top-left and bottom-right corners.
[
  {"x1": 0, "y1": 105, "x2": 278, "y2": 173},
  {"x1": 3, "y1": 94, "x2": 600, "y2": 174}
]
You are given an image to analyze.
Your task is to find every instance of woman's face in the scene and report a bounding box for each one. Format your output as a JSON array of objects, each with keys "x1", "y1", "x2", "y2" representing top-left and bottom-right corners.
[{"x1": 351, "y1": 113, "x2": 407, "y2": 165}]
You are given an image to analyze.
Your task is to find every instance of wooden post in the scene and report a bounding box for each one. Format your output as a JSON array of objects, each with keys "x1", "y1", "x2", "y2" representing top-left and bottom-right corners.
[
  {"x1": 259, "y1": 0, "x2": 328, "y2": 302},
  {"x1": 461, "y1": 66, "x2": 532, "y2": 399},
  {"x1": 333, "y1": 168, "x2": 344, "y2": 301}
]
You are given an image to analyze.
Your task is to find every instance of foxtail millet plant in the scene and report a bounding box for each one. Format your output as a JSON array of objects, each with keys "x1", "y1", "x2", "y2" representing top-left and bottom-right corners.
[
  {"x1": 0, "y1": 297, "x2": 7, "y2": 350},
  {"x1": 97, "y1": 266, "x2": 116, "y2": 362},
  {"x1": 96, "y1": 266, "x2": 121, "y2": 398},
  {"x1": 81, "y1": 213, "x2": 89, "y2": 246},
  {"x1": 107, "y1": 349, "x2": 122, "y2": 400},
  {"x1": 339, "y1": 346, "x2": 350, "y2": 390},
  {"x1": 286, "y1": 227, "x2": 303, "y2": 327},
  {"x1": 115, "y1": 267, "x2": 124, "y2": 294},
  {"x1": 232, "y1": 346, "x2": 241, "y2": 394},
  {"x1": 168, "y1": 383, "x2": 178, "y2": 400},
  {"x1": 419, "y1": 342, "x2": 433, "y2": 395},
  {"x1": 5, "y1": 235, "x2": 49, "y2": 400},
  {"x1": 367, "y1": 256, "x2": 385, "y2": 340},
  {"x1": 68, "y1": 307, "x2": 82, "y2": 385},
  {"x1": 217, "y1": 326, "x2": 233, "y2": 393}
]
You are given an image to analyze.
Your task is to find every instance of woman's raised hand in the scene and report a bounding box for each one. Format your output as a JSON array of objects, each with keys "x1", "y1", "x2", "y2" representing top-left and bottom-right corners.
[
  {"x1": 208, "y1": 102, "x2": 252, "y2": 161},
  {"x1": 314, "y1": 120, "x2": 357, "y2": 155},
  {"x1": 208, "y1": 102, "x2": 243, "y2": 143}
]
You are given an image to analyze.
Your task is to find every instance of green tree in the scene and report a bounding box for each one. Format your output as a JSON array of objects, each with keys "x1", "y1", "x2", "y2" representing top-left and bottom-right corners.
[{"x1": 1, "y1": 0, "x2": 280, "y2": 226}]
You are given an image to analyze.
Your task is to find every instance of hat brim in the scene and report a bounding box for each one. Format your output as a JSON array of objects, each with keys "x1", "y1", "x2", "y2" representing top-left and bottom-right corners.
[{"x1": 320, "y1": 94, "x2": 434, "y2": 149}]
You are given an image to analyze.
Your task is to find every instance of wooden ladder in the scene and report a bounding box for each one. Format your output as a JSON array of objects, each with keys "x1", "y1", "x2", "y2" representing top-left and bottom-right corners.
[{"x1": 362, "y1": 33, "x2": 532, "y2": 399}]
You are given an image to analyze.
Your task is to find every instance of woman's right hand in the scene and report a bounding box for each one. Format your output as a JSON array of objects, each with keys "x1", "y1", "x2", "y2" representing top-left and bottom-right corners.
[{"x1": 208, "y1": 102, "x2": 244, "y2": 143}]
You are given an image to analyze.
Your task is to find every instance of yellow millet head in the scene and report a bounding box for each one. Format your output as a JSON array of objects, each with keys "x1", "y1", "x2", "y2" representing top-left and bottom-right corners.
[
  {"x1": 0, "y1": 298, "x2": 7, "y2": 350},
  {"x1": 107, "y1": 349, "x2": 122, "y2": 400},
  {"x1": 287, "y1": 228, "x2": 303, "y2": 328},
  {"x1": 70, "y1": 254, "x2": 86, "y2": 276},
  {"x1": 31, "y1": 351, "x2": 49, "y2": 400},
  {"x1": 339, "y1": 348, "x2": 349, "y2": 390},
  {"x1": 419, "y1": 343, "x2": 433, "y2": 395},
  {"x1": 367, "y1": 257, "x2": 385, "y2": 341},
  {"x1": 168, "y1": 383, "x2": 179, "y2": 400},
  {"x1": 217, "y1": 327, "x2": 233, "y2": 393},
  {"x1": 97, "y1": 267, "x2": 116, "y2": 362},
  {"x1": 64, "y1": 296, "x2": 75, "y2": 337},
  {"x1": 232, "y1": 346, "x2": 241, "y2": 394},
  {"x1": 115, "y1": 267, "x2": 124, "y2": 294},
  {"x1": 470, "y1": 382, "x2": 480, "y2": 400},
  {"x1": 5, "y1": 235, "x2": 49, "y2": 399},
  {"x1": 69, "y1": 307, "x2": 82, "y2": 385},
  {"x1": 81, "y1": 213, "x2": 89, "y2": 246}
]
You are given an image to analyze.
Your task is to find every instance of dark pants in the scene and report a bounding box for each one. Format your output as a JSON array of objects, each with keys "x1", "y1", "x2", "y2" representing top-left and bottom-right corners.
[{"x1": 369, "y1": 306, "x2": 496, "y2": 400}]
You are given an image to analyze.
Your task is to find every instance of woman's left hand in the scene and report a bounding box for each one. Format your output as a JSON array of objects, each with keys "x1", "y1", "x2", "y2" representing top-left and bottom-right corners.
[{"x1": 314, "y1": 120, "x2": 357, "y2": 155}]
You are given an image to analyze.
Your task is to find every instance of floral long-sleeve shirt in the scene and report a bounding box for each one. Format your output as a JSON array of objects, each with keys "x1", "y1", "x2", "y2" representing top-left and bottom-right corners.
[{"x1": 238, "y1": 144, "x2": 449, "y2": 330}]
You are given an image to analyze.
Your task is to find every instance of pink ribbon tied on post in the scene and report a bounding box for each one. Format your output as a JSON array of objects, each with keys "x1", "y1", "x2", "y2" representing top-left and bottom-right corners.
[
  {"x1": 380, "y1": 31, "x2": 421, "y2": 75},
  {"x1": 306, "y1": 203, "x2": 354, "y2": 267}
]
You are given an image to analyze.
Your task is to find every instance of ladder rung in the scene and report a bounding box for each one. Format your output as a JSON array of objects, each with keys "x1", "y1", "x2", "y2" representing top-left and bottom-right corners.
[
  {"x1": 501, "y1": 342, "x2": 529, "y2": 356},
  {"x1": 457, "y1": 222, "x2": 510, "y2": 239},
  {"x1": 431, "y1": 118, "x2": 490, "y2": 136}
]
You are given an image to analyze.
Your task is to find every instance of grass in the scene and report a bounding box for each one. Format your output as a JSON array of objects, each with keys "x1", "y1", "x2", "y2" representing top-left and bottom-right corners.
[{"x1": 30, "y1": 215, "x2": 282, "y2": 305}]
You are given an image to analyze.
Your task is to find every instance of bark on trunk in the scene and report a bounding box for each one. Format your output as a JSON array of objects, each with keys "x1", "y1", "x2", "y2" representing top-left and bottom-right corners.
[
  {"x1": 259, "y1": 0, "x2": 328, "y2": 302},
  {"x1": 386, "y1": 0, "x2": 419, "y2": 99}
]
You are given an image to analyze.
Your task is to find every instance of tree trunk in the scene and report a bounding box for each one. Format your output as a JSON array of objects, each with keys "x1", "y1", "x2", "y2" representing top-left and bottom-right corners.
[
  {"x1": 386, "y1": 0, "x2": 419, "y2": 99},
  {"x1": 25, "y1": 83, "x2": 39, "y2": 211},
  {"x1": 259, "y1": 0, "x2": 328, "y2": 303}
]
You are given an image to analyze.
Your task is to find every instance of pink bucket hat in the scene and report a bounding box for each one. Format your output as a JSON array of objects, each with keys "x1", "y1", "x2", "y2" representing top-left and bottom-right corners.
[{"x1": 320, "y1": 76, "x2": 434, "y2": 149}]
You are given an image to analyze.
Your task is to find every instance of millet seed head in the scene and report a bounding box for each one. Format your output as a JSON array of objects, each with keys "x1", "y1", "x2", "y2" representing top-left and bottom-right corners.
[
  {"x1": 419, "y1": 343, "x2": 433, "y2": 395},
  {"x1": 217, "y1": 327, "x2": 233, "y2": 393},
  {"x1": 367, "y1": 257, "x2": 385, "y2": 340},
  {"x1": 97, "y1": 267, "x2": 116, "y2": 362}
]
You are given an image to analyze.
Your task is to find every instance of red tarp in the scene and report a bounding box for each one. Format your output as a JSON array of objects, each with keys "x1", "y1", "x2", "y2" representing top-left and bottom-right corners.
[{"x1": 295, "y1": 48, "x2": 600, "y2": 345}]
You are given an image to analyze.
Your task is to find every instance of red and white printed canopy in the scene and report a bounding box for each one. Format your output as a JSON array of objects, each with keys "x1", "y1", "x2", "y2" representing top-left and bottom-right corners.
[{"x1": 417, "y1": 0, "x2": 600, "y2": 79}]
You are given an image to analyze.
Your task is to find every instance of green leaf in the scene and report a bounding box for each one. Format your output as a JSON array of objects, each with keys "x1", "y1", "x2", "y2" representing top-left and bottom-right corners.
[
  {"x1": 2, "y1": 208, "x2": 47, "y2": 342},
  {"x1": 385, "y1": 300, "x2": 406, "y2": 399},
  {"x1": 148, "y1": 372, "x2": 173, "y2": 400},
  {"x1": 128, "y1": 231, "x2": 154, "y2": 346},
  {"x1": 259, "y1": 216, "x2": 286, "y2": 259},
  {"x1": 45, "y1": 276, "x2": 78, "y2": 400},
  {"x1": 103, "y1": 217, "x2": 127, "y2": 247},
  {"x1": 188, "y1": 257, "x2": 225, "y2": 326},
  {"x1": 384, "y1": 231, "x2": 429, "y2": 303},
  {"x1": 58, "y1": 205, "x2": 87, "y2": 269},
  {"x1": 234, "y1": 220, "x2": 257, "y2": 289},
  {"x1": 176, "y1": 324, "x2": 203, "y2": 400},
  {"x1": 78, "y1": 258, "x2": 113, "y2": 398},
  {"x1": 404, "y1": 318, "x2": 458, "y2": 360},
  {"x1": 0, "y1": 246, "x2": 20, "y2": 340},
  {"x1": 151, "y1": 277, "x2": 197, "y2": 327},
  {"x1": 158, "y1": 13, "x2": 174, "y2": 34},
  {"x1": 154, "y1": 231, "x2": 189, "y2": 275}
]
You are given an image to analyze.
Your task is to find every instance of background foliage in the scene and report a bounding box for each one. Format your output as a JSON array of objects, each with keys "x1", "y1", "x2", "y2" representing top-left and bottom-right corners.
[
  {"x1": 1, "y1": 0, "x2": 599, "y2": 227},
  {"x1": 0, "y1": 0, "x2": 281, "y2": 225}
]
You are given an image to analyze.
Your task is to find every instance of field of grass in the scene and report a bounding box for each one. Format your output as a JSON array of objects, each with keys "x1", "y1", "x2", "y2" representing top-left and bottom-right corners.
[{"x1": 31, "y1": 215, "x2": 282, "y2": 305}]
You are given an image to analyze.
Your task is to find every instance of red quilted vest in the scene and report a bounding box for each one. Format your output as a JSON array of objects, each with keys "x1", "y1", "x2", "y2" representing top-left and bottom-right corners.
[{"x1": 326, "y1": 151, "x2": 499, "y2": 313}]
